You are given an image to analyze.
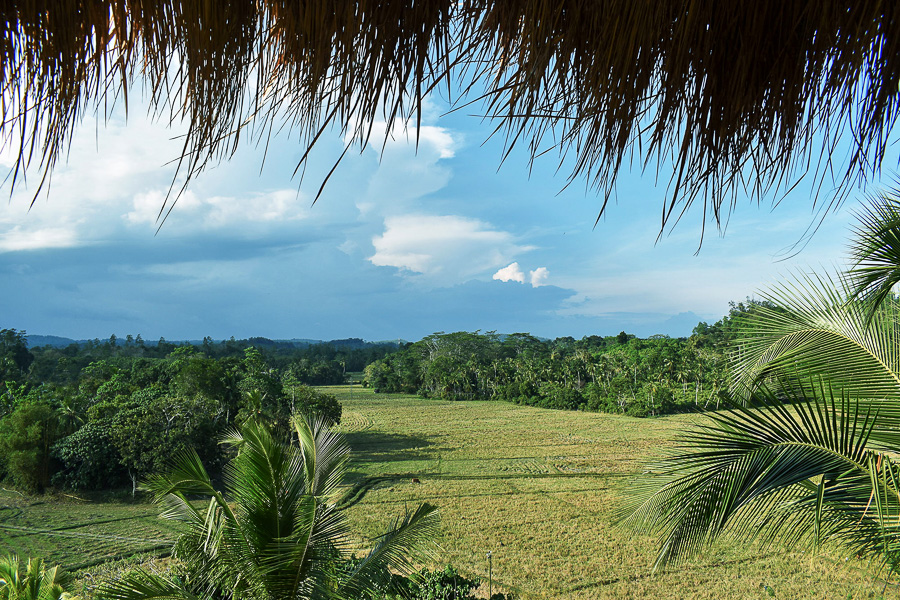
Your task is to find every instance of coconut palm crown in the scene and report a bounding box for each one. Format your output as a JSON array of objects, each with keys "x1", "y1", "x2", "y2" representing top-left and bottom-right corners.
[
  {"x1": 98, "y1": 414, "x2": 439, "y2": 600},
  {"x1": 3, "y1": 2, "x2": 899, "y2": 233},
  {"x1": 623, "y1": 190, "x2": 900, "y2": 570}
]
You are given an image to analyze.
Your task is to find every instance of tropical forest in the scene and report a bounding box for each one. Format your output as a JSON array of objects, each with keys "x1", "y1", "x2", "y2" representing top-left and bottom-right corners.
[{"x1": 3, "y1": 2, "x2": 900, "y2": 600}]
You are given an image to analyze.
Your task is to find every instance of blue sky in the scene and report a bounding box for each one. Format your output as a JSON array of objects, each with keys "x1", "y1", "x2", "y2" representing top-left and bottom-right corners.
[{"x1": 0, "y1": 94, "x2": 890, "y2": 342}]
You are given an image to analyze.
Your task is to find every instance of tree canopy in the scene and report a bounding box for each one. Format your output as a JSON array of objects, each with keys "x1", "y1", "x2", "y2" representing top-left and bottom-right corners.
[{"x1": 3, "y1": 1, "x2": 898, "y2": 234}]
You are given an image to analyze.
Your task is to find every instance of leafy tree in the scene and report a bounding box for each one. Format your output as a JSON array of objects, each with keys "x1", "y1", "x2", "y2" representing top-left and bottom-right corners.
[
  {"x1": 0, "y1": 330, "x2": 34, "y2": 388},
  {"x1": 109, "y1": 389, "x2": 220, "y2": 496},
  {"x1": 0, "y1": 400, "x2": 62, "y2": 493},
  {"x1": 282, "y1": 382, "x2": 342, "y2": 425},
  {"x1": 98, "y1": 415, "x2": 438, "y2": 600},
  {"x1": 52, "y1": 421, "x2": 125, "y2": 490}
]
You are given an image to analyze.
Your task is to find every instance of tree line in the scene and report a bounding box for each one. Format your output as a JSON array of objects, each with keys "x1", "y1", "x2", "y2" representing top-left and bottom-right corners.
[
  {"x1": 0, "y1": 331, "x2": 393, "y2": 494},
  {"x1": 0, "y1": 305, "x2": 759, "y2": 493},
  {"x1": 363, "y1": 306, "x2": 761, "y2": 417}
]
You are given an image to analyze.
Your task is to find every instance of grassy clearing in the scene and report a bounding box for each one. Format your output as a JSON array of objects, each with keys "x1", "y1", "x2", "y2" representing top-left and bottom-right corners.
[
  {"x1": 324, "y1": 385, "x2": 892, "y2": 599},
  {"x1": 0, "y1": 490, "x2": 179, "y2": 571},
  {"x1": 0, "y1": 386, "x2": 892, "y2": 598}
]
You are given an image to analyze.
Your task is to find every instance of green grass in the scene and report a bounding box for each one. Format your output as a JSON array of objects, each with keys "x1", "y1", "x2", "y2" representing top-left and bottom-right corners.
[
  {"x1": 1, "y1": 386, "x2": 894, "y2": 598},
  {"x1": 0, "y1": 490, "x2": 180, "y2": 570},
  {"x1": 324, "y1": 385, "x2": 893, "y2": 599}
]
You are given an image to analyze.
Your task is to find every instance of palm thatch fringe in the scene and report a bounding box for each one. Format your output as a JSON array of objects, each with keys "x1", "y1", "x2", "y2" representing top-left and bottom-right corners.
[{"x1": 2, "y1": 1, "x2": 899, "y2": 232}]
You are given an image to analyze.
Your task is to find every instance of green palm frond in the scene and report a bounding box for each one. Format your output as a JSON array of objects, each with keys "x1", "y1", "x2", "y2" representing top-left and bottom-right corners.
[
  {"x1": 340, "y1": 503, "x2": 441, "y2": 599},
  {"x1": 291, "y1": 414, "x2": 350, "y2": 499},
  {"x1": 629, "y1": 188, "x2": 900, "y2": 572},
  {"x1": 97, "y1": 569, "x2": 199, "y2": 600},
  {"x1": 98, "y1": 416, "x2": 438, "y2": 600},
  {"x1": 0, "y1": 555, "x2": 21, "y2": 597},
  {"x1": 730, "y1": 272, "x2": 900, "y2": 420},
  {"x1": 623, "y1": 380, "x2": 900, "y2": 570},
  {"x1": 142, "y1": 449, "x2": 218, "y2": 500},
  {"x1": 0, "y1": 556, "x2": 72, "y2": 600},
  {"x1": 848, "y1": 186, "x2": 900, "y2": 326}
]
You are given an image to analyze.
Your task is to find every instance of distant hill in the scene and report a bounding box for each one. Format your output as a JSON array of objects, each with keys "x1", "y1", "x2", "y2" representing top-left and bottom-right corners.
[
  {"x1": 25, "y1": 335, "x2": 79, "y2": 348},
  {"x1": 25, "y1": 334, "x2": 401, "y2": 349}
]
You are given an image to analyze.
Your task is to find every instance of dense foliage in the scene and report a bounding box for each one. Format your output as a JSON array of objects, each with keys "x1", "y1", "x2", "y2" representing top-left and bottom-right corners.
[
  {"x1": 99, "y1": 415, "x2": 440, "y2": 600},
  {"x1": 363, "y1": 308, "x2": 756, "y2": 417},
  {"x1": 0, "y1": 308, "x2": 753, "y2": 493},
  {"x1": 0, "y1": 331, "x2": 372, "y2": 493}
]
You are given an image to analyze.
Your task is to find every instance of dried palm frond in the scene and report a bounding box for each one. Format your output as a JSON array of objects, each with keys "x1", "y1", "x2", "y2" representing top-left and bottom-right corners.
[{"x1": 2, "y1": 1, "x2": 898, "y2": 234}]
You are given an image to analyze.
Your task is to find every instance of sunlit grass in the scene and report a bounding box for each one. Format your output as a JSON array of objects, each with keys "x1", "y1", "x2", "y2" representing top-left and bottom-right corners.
[
  {"x1": 0, "y1": 491, "x2": 178, "y2": 570},
  {"x1": 323, "y1": 384, "x2": 891, "y2": 599},
  {"x1": 0, "y1": 386, "x2": 891, "y2": 598}
]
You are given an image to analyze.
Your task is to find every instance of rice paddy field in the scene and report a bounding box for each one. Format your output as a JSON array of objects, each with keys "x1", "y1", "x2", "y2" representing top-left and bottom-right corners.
[
  {"x1": 0, "y1": 385, "x2": 893, "y2": 599},
  {"x1": 325, "y1": 386, "x2": 890, "y2": 599}
]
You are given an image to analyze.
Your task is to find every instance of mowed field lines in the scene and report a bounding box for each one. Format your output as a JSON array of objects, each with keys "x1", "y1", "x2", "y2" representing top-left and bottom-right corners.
[
  {"x1": 0, "y1": 491, "x2": 181, "y2": 570},
  {"x1": 324, "y1": 386, "x2": 887, "y2": 600}
]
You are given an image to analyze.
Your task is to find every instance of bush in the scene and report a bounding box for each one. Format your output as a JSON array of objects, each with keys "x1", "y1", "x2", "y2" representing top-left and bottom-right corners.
[
  {"x1": 537, "y1": 382, "x2": 583, "y2": 411},
  {"x1": 52, "y1": 421, "x2": 126, "y2": 490},
  {"x1": 284, "y1": 384, "x2": 342, "y2": 425},
  {"x1": 360, "y1": 564, "x2": 490, "y2": 600}
]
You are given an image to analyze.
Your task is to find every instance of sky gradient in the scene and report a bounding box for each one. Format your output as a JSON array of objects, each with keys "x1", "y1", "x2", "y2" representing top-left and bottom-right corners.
[{"x1": 0, "y1": 95, "x2": 891, "y2": 342}]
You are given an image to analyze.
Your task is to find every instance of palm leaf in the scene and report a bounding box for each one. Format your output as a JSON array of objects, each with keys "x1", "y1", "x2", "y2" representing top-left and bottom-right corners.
[
  {"x1": 142, "y1": 448, "x2": 218, "y2": 500},
  {"x1": 340, "y1": 503, "x2": 441, "y2": 599},
  {"x1": 291, "y1": 413, "x2": 350, "y2": 499},
  {"x1": 622, "y1": 380, "x2": 899, "y2": 569},
  {"x1": 730, "y1": 271, "x2": 900, "y2": 441},
  {"x1": 0, "y1": 556, "x2": 73, "y2": 600},
  {"x1": 847, "y1": 186, "x2": 900, "y2": 326},
  {"x1": 108, "y1": 417, "x2": 438, "y2": 600},
  {"x1": 98, "y1": 570, "x2": 200, "y2": 600}
]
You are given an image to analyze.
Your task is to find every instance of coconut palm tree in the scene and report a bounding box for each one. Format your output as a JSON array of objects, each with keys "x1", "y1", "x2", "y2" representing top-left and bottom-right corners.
[
  {"x1": 0, "y1": 555, "x2": 73, "y2": 600},
  {"x1": 623, "y1": 191, "x2": 900, "y2": 571},
  {"x1": 99, "y1": 414, "x2": 439, "y2": 600}
]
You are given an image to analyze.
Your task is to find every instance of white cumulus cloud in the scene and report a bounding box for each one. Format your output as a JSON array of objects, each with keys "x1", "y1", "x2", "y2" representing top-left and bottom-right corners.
[
  {"x1": 529, "y1": 267, "x2": 550, "y2": 287},
  {"x1": 369, "y1": 215, "x2": 533, "y2": 284},
  {"x1": 493, "y1": 263, "x2": 550, "y2": 287},
  {"x1": 493, "y1": 263, "x2": 525, "y2": 283}
]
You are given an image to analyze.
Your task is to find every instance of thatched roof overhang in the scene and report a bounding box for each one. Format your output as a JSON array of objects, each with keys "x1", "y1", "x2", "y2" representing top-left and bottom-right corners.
[{"x1": 2, "y1": 1, "x2": 898, "y2": 233}]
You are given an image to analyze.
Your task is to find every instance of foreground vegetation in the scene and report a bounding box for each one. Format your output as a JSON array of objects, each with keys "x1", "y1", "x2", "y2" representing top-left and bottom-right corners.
[
  {"x1": 2, "y1": 386, "x2": 887, "y2": 598},
  {"x1": 100, "y1": 414, "x2": 440, "y2": 600},
  {"x1": 621, "y1": 191, "x2": 900, "y2": 575}
]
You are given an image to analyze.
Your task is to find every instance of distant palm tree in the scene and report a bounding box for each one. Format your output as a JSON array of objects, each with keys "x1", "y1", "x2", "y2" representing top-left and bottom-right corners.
[
  {"x1": 99, "y1": 415, "x2": 439, "y2": 600},
  {"x1": 623, "y1": 191, "x2": 900, "y2": 571},
  {"x1": 0, "y1": 555, "x2": 73, "y2": 600}
]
